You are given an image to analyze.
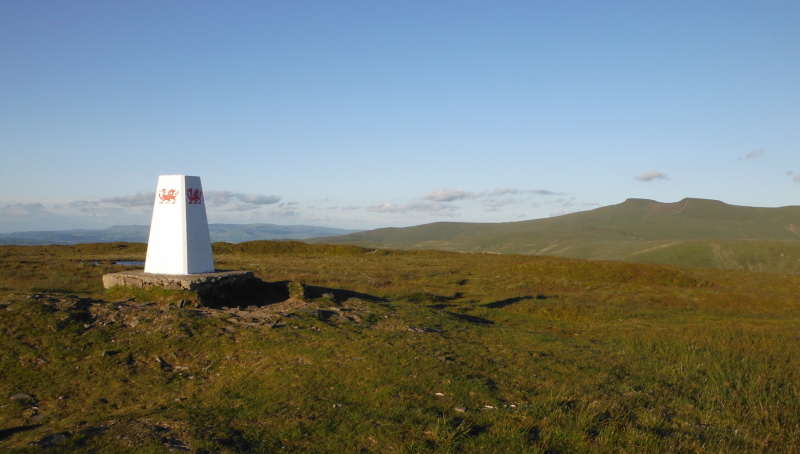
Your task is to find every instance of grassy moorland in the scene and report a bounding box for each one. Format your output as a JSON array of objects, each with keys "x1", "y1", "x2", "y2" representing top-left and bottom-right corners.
[
  {"x1": 1, "y1": 241, "x2": 799, "y2": 452},
  {"x1": 309, "y1": 198, "x2": 800, "y2": 274}
]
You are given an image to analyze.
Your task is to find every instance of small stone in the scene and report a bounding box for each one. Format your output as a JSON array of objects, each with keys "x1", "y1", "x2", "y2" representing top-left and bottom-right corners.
[
  {"x1": 163, "y1": 437, "x2": 191, "y2": 452},
  {"x1": 333, "y1": 402, "x2": 347, "y2": 408},
  {"x1": 32, "y1": 432, "x2": 69, "y2": 447},
  {"x1": 30, "y1": 414, "x2": 46, "y2": 423},
  {"x1": 10, "y1": 393, "x2": 31, "y2": 401},
  {"x1": 454, "y1": 407, "x2": 466, "y2": 413},
  {"x1": 59, "y1": 395, "x2": 69, "y2": 400},
  {"x1": 435, "y1": 392, "x2": 445, "y2": 397}
]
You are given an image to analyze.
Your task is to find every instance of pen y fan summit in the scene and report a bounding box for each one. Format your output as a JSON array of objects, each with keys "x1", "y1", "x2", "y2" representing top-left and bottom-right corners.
[{"x1": 309, "y1": 198, "x2": 800, "y2": 273}]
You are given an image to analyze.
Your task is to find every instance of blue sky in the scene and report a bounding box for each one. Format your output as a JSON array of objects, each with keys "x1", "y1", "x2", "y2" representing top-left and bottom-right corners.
[{"x1": 1, "y1": 1, "x2": 798, "y2": 233}]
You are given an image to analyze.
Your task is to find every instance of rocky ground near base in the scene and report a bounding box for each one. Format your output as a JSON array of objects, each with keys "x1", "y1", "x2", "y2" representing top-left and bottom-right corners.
[{"x1": 1, "y1": 285, "x2": 446, "y2": 451}]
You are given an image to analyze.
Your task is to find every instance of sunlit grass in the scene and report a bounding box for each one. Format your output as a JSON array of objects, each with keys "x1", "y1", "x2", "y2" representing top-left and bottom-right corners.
[{"x1": 0, "y1": 241, "x2": 798, "y2": 451}]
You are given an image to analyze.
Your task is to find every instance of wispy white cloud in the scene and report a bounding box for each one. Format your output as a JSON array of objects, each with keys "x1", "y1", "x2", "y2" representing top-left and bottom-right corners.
[
  {"x1": 635, "y1": 170, "x2": 669, "y2": 182},
  {"x1": 237, "y1": 194, "x2": 281, "y2": 205},
  {"x1": 489, "y1": 188, "x2": 561, "y2": 197},
  {"x1": 370, "y1": 186, "x2": 566, "y2": 217},
  {"x1": 101, "y1": 192, "x2": 154, "y2": 207},
  {"x1": 269, "y1": 208, "x2": 296, "y2": 217},
  {"x1": 424, "y1": 187, "x2": 562, "y2": 203},
  {"x1": 368, "y1": 201, "x2": 453, "y2": 213},
  {"x1": 62, "y1": 200, "x2": 101, "y2": 213},
  {"x1": 484, "y1": 199, "x2": 518, "y2": 212},
  {"x1": 68, "y1": 200, "x2": 100, "y2": 209},
  {"x1": 424, "y1": 188, "x2": 482, "y2": 202},
  {"x1": 0, "y1": 201, "x2": 149, "y2": 233},
  {"x1": 206, "y1": 190, "x2": 280, "y2": 206},
  {"x1": 551, "y1": 197, "x2": 578, "y2": 207},
  {"x1": 3, "y1": 203, "x2": 47, "y2": 216},
  {"x1": 739, "y1": 150, "x2": 766, "y2": 161},
  {"x1": 223, "y1": 204, "x2": 262, "y2": 212}
]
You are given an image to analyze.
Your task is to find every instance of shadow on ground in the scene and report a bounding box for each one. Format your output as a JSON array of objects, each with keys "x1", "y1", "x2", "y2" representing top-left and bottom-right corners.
[
  {"x1": 482, "y1": 295, "x2": 547, "y2": 309},
  {"x1": 201, "y1": 278, "x2": 290, "y2": 308},
  {"x1": 446, "y1": 312, "x2": 495, "y2": 325},
  {"x1": 200, "y1": 278, "x2": 388, "y2": 308},
  {"x1": 0, "y1": 425, "x2": 41, "y2": 442},
  {"x1": 302, "y1": 284, "x2": 388, "y2": 303}
]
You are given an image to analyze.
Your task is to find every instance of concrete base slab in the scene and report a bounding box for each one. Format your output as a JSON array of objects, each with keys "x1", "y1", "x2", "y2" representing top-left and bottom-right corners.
[{"x1": 103, "y1": 270, "x2": 254, "y2": 295}]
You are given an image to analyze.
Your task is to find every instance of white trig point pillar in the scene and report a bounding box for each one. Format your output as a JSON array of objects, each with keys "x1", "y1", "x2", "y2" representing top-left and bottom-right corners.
[{"x1": 144, "y1": 175, "x2": 215, "y2": 275}]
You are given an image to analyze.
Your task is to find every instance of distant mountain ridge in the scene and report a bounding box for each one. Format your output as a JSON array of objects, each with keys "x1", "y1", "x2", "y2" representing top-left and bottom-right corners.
[
  {"x1": 0, "y1": 224, "x2": 361, "y2": 245},
  {"x1": 308, "y1": 198, "x2": 800, "y2": 273}
]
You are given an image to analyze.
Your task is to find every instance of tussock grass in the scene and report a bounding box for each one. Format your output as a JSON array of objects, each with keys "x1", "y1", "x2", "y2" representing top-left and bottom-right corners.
[{"x1": 0, "y1": 241, "x2": 799, "y2": 452}]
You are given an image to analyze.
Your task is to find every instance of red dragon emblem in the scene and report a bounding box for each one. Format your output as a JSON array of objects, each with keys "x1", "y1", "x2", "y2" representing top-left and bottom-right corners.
[
  {"x1": 158, "y1": 188, "x2": 179, "y2": 204},
  {"x1": 186, "y1": 188, "x2": 203, "y2": 205}
]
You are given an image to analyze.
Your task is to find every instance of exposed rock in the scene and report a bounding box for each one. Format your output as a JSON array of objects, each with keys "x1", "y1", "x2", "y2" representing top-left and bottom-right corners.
[
  {"x1": 408, "y1": 326, "x2": 443, "y2": 334},
  {"x1": 32, "y1": 432, "x2": 69, "y2": 447},
  {"x1": 10, "y1": 393, "x2": 31, "y2": 401},
  {"x1": 163, "y1": 437, "x2": 191, "y2": 451},
  {"x1": 102, "y1": 270, "x2": 254, "y2": 294}
]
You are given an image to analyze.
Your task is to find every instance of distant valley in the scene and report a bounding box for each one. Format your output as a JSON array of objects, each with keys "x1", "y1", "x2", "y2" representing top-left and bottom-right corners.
[
  {"x1": 0, "y1": 224, "x2": 361, "y2": 245},
  {"x1": 309, "y1": 198, "x2": 800, "y2": 273}
]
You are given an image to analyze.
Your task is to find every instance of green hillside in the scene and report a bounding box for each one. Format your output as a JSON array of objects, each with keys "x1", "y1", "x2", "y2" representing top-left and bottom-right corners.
[{"x1": 309, "y1": 198, "x2": 800, "y2": 273}]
